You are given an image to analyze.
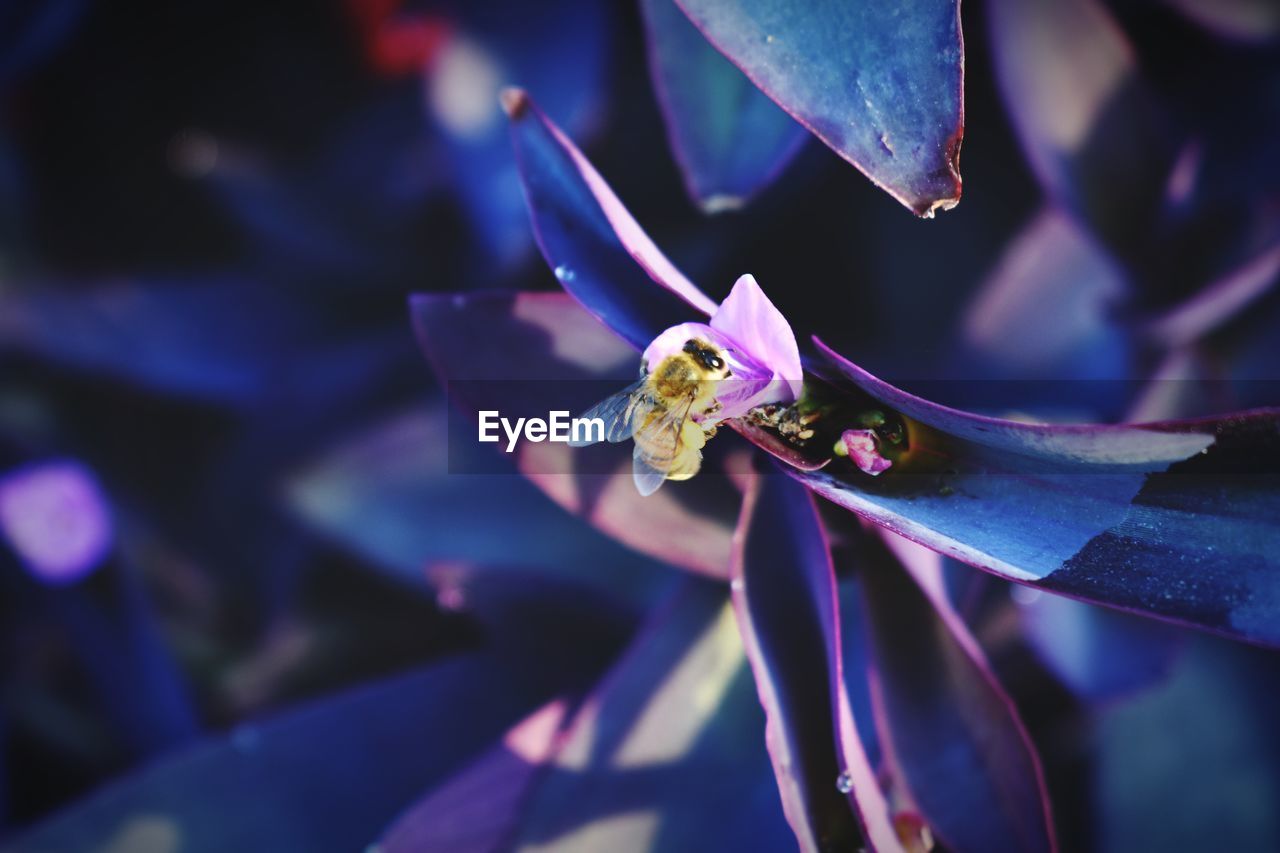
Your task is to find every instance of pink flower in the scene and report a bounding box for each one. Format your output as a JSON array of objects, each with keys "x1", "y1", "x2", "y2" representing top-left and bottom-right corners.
[
  {"x1": 837, "y1": 429, "x2": 893, "y2": 476},
  {"x1": 641, "y1": 274, "x2": 803, "y2": 421}
]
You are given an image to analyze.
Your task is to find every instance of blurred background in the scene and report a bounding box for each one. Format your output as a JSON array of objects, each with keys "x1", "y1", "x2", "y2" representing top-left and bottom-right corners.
[{"x1": 1, "y1": 0, "x2": 1279, "y2": 849}]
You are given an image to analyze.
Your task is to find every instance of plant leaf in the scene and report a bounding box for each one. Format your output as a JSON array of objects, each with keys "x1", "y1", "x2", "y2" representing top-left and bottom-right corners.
[
  {"x1": 731, "y1": 471, "x2": 899, "y2": 852},
  {"x1": 508, "y1": 581, "x2": 796, "y2": 852},
  {"x1": 6, "y1": 656, "x2": 551, "y2": 853},
  {"x1": 410, "y1": 291, "x2": 741, "y2": 578},
  {"x1": 849, "y1": 530, "x2": 1056, "y2": 853},
  {"x1": 673, "y1": 0, "x2": 964, "y2": 217},
  {"x1": 640, "y1": 0, "x2": 807, "y2": 212},
  {"x1": 504, "y1": 89, "x2": 718, "y2": 349},
  {"x1": 986, "y1": 0, "x2": 1174, "y2": 248},
  {"x1": 803, "y1": 339, "x2": 1280, "y2": 647}
]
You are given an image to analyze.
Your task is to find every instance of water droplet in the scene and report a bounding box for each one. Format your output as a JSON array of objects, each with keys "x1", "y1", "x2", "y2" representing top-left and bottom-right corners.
[
  {"x1": 835, "y1": 771, "x2": 853, "y2": 794},
  {"x1": 554, "y1": 265, "x2": 576, "y2": 283}
]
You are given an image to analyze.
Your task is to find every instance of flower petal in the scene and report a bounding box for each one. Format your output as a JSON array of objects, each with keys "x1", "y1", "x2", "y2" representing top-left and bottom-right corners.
[
  {"x1": 710, "y1": 274, "x2": 803, "y2": 399},
  {"x1": 732, "y1": 470, "x2": 901, "y2": 852},
  {"x1": 673, "y1": 0, "x2": 964, "y2": 217},
  {"x1": 803, "y1": 339, "x2": 1280, "y2": 647},
  {"x1": 504, "y1": 88, "x2": 718, "y2": 348},
  {"x1": 640, "y1": 0, "x2": 807, "y2": 212}
]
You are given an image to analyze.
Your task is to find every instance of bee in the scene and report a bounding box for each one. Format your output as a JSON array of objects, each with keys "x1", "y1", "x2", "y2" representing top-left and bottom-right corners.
[{"x1": 572, "y1": 338, "x2": 731, "y2": 495}]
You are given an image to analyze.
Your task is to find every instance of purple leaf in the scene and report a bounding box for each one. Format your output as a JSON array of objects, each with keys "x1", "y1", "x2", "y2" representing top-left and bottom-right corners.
[
  {"x1": 731, "y1": 471, "x2": 900, "y2": 852},
  {"x1": 640, "y1": 0, "x2": 807, "y2": 212},
  {"x1": 1159, "y1": 0, "x2": 1280, "y2": 43},
  {"x1": 504, "y1": 89, "x2": 718, "y2": 349},
  {"x1": 422, "y1": 561, "x2": 642, "y2": 691},
  {"x1": 427, "y1": 0, "x2": 611, "y2": 267},
  {"x1": 10, "y1": 656, "x2": 550, "y2": 852},
  {"x1": 1092, "y1": 635, "x2": 1280, "y2": 851},
  {"x1": 286, "y1": 405, "x2": 665, "y2": 601},
  {"x1": 1143, "y1": 241, "x2": 1280, "y2": 348},
  {"x1": 848, "y1": 530, "x2": 1056, "y2": 853},
  {"x1": 0, "y1": 276, "x2": 400, "y2": 405},
  {"x1": 1016, "y1": 589, "x2": 1184, "y2": 701},
  {"x1": 802, "y1": 340, "x2": 1280, "y2": 647},
  {"x1": 963, "y1": 206, "x2": 1131, "y2": 381},
  {"x1": 814, "y1": 337, "x2": 1214, "y2": 465},
  {"x1": 378, "y1": 699, "x2": 572, "y2": 853},
  {"x1": 410, "y1": 291, "x2": 741, "y2": 577},
  {"x1": 508, "y1": 581, "x2": 796, "y2": 851},
  {"x1": 673, "y1": 0, "x2": 964, "y2": 217},
  {"x1": 986, "y1": 0, "x2": 1175, "y2": 247}
]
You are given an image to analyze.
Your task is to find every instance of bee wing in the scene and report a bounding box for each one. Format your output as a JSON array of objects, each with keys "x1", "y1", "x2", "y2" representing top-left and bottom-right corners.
[
  {"x1": 631, "y1": 395, "x2": 697, "y2": 496},
  {"x1": 568, "y1": 380, "x2": 646, "y2": 447}
]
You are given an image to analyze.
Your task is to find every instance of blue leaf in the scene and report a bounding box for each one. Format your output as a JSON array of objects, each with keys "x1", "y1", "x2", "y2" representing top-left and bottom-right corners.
[
  {"x1": 1093, "y1": 635, "x2": 1280, "y2": 851},
  {"x1": 501, "y1": 581, "x2": 796, "y2": 852},
  {"x1": 846, "y1": 530, "x2": 1056, "y2": 853},
  {"x1": 732, "y1": 472, "x2": 899, "y2": 851},
  {"x1": 804, "y1": 340, "x2": 1280, "y2": 647},
  {"x1": 505, "y1": 91, "x2": 719, "y2": 349},
  {"x1": 640, "y1": 0, "x2": 807, "y2": 212},
  {"x1": 7, "y1": 656, "x2": 549, "y2": 853},
  {"x1": 674, "y1": 0, "x2": 964, "y2": 216}
]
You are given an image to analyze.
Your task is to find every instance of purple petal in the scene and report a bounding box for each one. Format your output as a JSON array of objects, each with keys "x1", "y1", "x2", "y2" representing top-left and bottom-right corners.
[
  {"x1": 731, "y1": 471, "x2": 900, "y2": 852},
  {"x1": 710, "y1": 274, "x2": 804, "y2": 399},
  {"x1": 0, "y1": 460, "x2": 113, "y2": 585},
  {"x1": 640, "y1": 0, "x2": 807, "y2": 211},
  {"x1": 642, "y1": 276, "x2": 802, "y2": 420},
  {"x1": 508, "y1": 581, "x2": 796, "y2": 851},
  {"x1": 986, "y1": 0, "x2": 1175, "y2": 246},
  {"x1": 673, "y1": 0, "x2": 964, "y2": 217},
  {"x1": 504, "y1": 88, "x2": 717, "y2": 349},
  {"x1": 378, "y1": 699, "x2": 571, "y2": 853},
  {"x1": 801, "y1": 339, "x2": 1280, "y2": 647},
  {"x1": 410, "y1": 291, "x2": 740, "y2": 577},
  {"x1": 838, "y1": 430, "x2": 893, "y2": 476},
  {"x1": 850, "y1": 531, "x2": 1057, "y2": 853}
]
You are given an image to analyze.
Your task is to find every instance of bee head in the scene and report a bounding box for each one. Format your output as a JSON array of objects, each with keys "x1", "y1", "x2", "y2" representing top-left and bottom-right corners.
[{"x1": 682, "y1": 339, "x2": 729, "y2": 376}]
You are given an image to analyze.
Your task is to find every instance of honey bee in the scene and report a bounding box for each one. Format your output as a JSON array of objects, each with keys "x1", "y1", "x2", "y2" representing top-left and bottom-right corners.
[{"x1": 572, "y1": 337, "x2": 731, "y2": 495}]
